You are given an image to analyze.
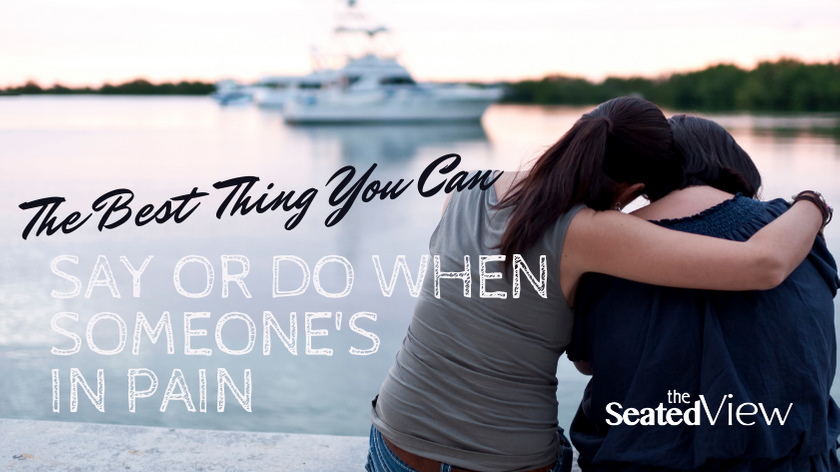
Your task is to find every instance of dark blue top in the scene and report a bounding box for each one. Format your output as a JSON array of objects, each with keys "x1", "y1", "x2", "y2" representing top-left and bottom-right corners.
[{"x1": 568, "y1": 195, "x2": 840, "y2": 471}]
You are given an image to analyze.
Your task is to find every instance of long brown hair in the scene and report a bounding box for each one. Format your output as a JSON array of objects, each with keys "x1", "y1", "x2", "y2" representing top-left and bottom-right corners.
[{"x1": 497, "y1": 96, "x2": 681, "y2": 260}]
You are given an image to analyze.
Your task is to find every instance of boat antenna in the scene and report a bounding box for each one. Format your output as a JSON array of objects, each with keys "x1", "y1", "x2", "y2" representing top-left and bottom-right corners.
[{"x1": 330, "y1": 0, "x2": 395, "y2": 58}]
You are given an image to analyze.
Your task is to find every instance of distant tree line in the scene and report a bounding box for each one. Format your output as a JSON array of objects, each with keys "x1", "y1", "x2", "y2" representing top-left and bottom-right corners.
[
  {"x1": 1, "y1": 79, "x2": 214, "y2": 95},
  {"x1": 502, "y1": 58, "x2": 840, "y2": 112},
  {"x1": 2, "y1": 59, "x2": 838, "y2": 111}
]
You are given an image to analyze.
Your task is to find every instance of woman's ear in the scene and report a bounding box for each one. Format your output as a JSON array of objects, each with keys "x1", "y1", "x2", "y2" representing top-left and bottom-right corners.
[{"x1": 616, "y1": 183, "x2": 646, "y2": 207}]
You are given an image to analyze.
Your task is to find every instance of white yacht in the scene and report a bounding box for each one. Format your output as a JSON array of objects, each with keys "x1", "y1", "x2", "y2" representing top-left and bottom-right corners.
[
  {"x1": 283, "y1": 56, "x2": 503, "y2": 123},
  {"x1": 282, "y1": 1, "x2": 503, "y2": 123}
]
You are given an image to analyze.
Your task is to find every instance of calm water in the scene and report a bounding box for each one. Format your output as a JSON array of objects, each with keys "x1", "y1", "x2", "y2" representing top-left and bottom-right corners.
[{"x1": 1, "y1": 96, "x2": 839, "y2": 436}]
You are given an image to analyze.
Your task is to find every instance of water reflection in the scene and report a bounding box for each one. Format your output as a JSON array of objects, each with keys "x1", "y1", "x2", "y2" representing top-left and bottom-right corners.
[
  {"x1": 751, "y1": 127, "x2": 840, "y2": 144},
  {"x1": 698, "y1": 112, "x2": 840, "y2": 144},
  {"x1": 286, "y1": 123, "x2": 488, "y2": 163}
]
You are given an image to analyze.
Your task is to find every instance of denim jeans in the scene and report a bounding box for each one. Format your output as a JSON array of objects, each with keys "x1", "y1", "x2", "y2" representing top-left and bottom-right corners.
[{"x1": 365, "y1": 424, "x2": 573, "y2": 472}]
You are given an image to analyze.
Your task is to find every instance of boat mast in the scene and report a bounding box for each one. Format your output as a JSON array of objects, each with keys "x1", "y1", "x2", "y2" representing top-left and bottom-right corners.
[{"x1": 331, "y1": 0, "x2": 396, "y2": 61}]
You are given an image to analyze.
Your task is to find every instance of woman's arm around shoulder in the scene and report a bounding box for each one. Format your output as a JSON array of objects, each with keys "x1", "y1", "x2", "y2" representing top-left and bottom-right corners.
[{"x1": 562, "y1": 199, "x2": 824, "y2": 292}]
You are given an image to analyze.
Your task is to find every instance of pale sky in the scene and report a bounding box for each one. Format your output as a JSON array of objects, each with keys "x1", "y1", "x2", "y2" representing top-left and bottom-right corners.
[{"x1": 2, "y1": 0, "x2": 838, "y2": 87}]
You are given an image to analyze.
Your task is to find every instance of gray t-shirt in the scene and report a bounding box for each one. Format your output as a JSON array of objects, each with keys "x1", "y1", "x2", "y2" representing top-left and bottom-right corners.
[{"x1": 371, "y1": 181, "x2": 585, "y2": 471}]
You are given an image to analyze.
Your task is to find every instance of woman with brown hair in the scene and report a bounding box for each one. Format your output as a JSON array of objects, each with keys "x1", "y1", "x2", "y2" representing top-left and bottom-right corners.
[{"x1": 366, "y1": 97, "x2": 833, "y2": 472}]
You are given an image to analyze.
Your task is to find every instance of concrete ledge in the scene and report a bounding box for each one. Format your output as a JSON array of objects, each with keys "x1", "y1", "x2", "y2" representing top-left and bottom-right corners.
[{"x1": 0, "y1": 418, "x2": 368, "y2": 471}]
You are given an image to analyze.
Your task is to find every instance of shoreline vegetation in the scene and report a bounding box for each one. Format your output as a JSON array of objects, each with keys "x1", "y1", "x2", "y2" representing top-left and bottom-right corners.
[
  {"x1": 502, "y1": 58, "x2": 840, "y2": 113},
  {"x1": 0, "y1": 80, "x2": 214, "y2": 96},
  {"x1": 2, "y1": 58, "x2": 838, "y2": 112}
]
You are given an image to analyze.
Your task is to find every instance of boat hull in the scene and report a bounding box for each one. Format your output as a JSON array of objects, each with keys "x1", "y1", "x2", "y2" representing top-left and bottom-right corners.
[{"x1": 283, "y1": 87, "x2": 502, "y2": 123}]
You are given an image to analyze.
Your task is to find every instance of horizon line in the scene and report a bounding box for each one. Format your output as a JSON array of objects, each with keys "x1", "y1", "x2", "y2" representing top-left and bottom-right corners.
[{"x1": 4, "y1": 55, "x2": 839, "y2": 90}]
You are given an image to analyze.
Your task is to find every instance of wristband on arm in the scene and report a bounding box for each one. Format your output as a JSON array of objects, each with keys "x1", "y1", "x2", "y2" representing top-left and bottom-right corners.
[{"x1": 792, "y1": 190, "x2": 833, "y2": 234}]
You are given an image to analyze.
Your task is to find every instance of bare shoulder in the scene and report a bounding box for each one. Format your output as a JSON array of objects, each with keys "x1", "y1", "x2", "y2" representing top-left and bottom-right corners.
[
  {"x1": 630, "y1": 204, "x2": 657, "y2": 220},
  {"x1": 567, "y1": 207, "x2": 620, "y2": 236},
  {"x1": 632, "y1": 186, "x2": 735, "y2": 221}
]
